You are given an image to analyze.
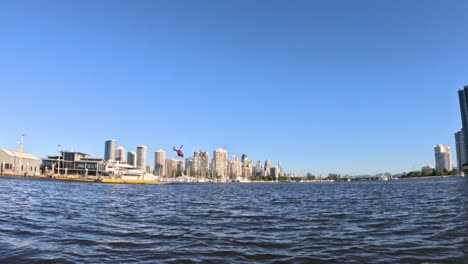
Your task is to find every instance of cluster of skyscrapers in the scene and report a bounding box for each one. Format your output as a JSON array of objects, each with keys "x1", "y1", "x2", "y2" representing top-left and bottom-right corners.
[{"x1": 104, "y1": 140, "x2": 287, "y2": 179}]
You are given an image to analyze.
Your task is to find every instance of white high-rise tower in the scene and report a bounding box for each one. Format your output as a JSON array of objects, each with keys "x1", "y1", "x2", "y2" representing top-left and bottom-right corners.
[
  {"x1": 115, "y1": 146, "x2": 126, "y2": 162},
  {"x1": 434, "y1": 144, "x2": 452, "y2": 171},
  {"x1": 212, "y1": 148, "x2": 228, "y2": 177},
  {"x1": 193, "y1": 150, "x2": 210, "y2": 177}
]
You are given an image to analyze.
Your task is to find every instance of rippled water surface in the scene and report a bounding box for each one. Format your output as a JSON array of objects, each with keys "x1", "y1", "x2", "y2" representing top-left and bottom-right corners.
[{"x1": 0, "y1": 176, "x2": 466, "y2": 263}]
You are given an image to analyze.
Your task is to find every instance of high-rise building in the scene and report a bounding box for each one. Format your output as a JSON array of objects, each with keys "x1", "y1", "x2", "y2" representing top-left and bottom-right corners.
[
  {"x1": 434, "y1": 144, "x2": 452, "y2": 171},
  {"x1": 270, "y1": 167, "x2": 279, "y2": 180},
  {"x1": 242, "y1": 156, "x2": 252, "y2": 177},
  {"x1": 193, "y1": 150, "x2": 210, "y2": 177},
  {"x1": 241, "y1": 154, "x2": 248, "y2": 163},
  {"x1": 457, "y1": 86, "x2": 468, "y2": 165},
  {"x1": 177, "y1": 160, "x2": 184, "y2": 174},
  {"x1": 154, "y1": 149, "x2": 166, "y2": 177},
  {"x1": 104, "y1": 140, "x2": 116, "y2": 161},
  {"x1": 212, "y1": 148, "x2": 228, "y2": 177},
  {"x1": 277, "y1": 162, "x2": 283, "y2": 175},
  {"x1": 255, "y1": 160, "x2": 261, "y2": 176},
  {"x1": 264, "y1": 160, "x2": 271, "y2": 176},
  {"x1": 455, "y1": 130, "x2": 465, "y2": 171},
  {"x1": 127, "y1": 151, "x2": 136, "y2": 167},
  {"x1": 165, "y1": 159, "x2": 183, "y2": 178},
  {"x1": 115, "y1": 146, "x2": 126, "y2": 162},
  {"x1": 228, "y1": 156, "x2": 242, "y2": 179},
  {"x1": 136, "y1": 145, "x2": 147, "y2": 170},
  {"x1": 185, "y1": 157, "x2": 193, "y2": 176}
]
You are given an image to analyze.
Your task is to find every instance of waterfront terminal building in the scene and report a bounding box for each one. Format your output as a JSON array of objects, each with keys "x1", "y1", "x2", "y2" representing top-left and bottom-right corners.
[
  {"x1": 0, "y1": 148, "x2": 41, "y2": 176},
  {"x1": 41, "y1": 151, "x2": 106, "y2": 177}
]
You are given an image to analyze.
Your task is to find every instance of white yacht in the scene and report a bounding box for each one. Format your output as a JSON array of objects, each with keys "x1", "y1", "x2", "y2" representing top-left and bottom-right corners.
[{"x1": 106, "y1": 161, "x2": 157, "y2": 181}]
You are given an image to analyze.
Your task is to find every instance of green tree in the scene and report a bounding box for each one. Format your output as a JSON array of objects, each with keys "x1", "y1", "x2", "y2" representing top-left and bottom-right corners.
[
  {"x1": 278, "y1": 175, "x2": 287, "y2": 181},
  {"x1": 327, "y1": 173, "x2": 341, "y2": 181}
]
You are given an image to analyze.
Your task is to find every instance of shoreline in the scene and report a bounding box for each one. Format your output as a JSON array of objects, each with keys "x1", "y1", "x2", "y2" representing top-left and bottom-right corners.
[
  {"x1": 4, "y1": 174, "x2": 461, "y2": 184},
  {"x1": 0, "y1": 174, "x2": 362, "y2": 184},
  {"x1": 0, "y1": 174, "x2": 163, "y2": 184},
  {"x1": 401, "y1": 175, "x2": 463, "y2": 180}
]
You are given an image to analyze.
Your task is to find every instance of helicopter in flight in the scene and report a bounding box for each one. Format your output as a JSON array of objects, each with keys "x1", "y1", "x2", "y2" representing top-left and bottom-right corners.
[{"x1": 173, "y1": 145, "x2": 184, "y2": 158}]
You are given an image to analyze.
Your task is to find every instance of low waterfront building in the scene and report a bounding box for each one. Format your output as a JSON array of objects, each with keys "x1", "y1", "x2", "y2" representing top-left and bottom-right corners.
[
  {"x1": 0, "y1": 148, "x2": 41, "y2": 176},
  {"x1": 421, "y1": 165, "x2": 435, "y2": 175},
  {"x1": 41, "y1": 151, "x2": 106, "y2": 176}
]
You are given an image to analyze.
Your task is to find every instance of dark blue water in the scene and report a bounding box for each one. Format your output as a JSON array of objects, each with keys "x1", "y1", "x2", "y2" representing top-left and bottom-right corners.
[{"x1": 0, "y1": 176, "x2": 466, "y2": 263}]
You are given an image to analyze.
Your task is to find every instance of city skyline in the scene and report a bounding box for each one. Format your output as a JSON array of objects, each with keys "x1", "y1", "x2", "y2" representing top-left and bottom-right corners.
[
  {"x1": 0, "y1": 1, "x2": 467, "y2": 175},
  {"x1": 103, "y1": 139, "x2": 286, "y2": 178}
]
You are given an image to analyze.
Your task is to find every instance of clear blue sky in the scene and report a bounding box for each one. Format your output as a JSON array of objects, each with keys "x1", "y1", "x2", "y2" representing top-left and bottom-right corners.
[{"x1": 0, "y1": 0, "x2": 467, "y2": 175}]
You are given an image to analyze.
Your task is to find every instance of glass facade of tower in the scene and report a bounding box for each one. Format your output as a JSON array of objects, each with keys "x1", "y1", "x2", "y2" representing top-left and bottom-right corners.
[
  {"x1": 455, "y1": 130, "x2": 465, "y2": 171},
  {"x1": 458, "y1": 86, "x2": 468, "y2": 166},
  {"x1": 104, "y1": 140, "x2": 116, "y2": 161}
]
